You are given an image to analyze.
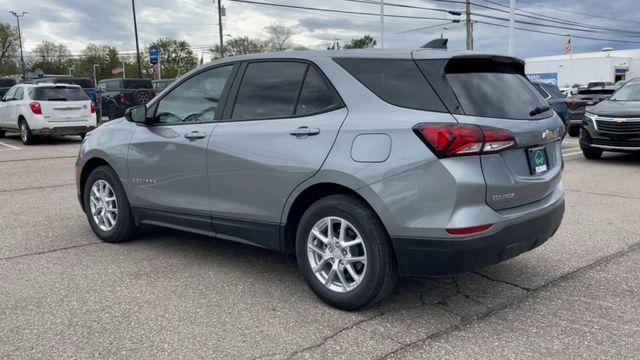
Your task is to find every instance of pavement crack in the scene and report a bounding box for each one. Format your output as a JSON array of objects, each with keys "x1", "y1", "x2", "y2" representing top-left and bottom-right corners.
[
  {"x1": 0, "y1": 242, "x2": 101, "y2": 262},
  {"x1": 471, "y1": 271, "x2": 532, "y2": 292},
  {"x1": 0, "y1": 183, "x2": 75, "y2": 193},
  {"x1": 565, "y1": 188, "x2": 640, "y2": 200}
]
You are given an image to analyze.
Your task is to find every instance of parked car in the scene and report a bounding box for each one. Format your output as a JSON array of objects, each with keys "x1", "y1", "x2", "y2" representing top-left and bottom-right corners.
[
  {"x1": 532, "y1": 82, "x2": 568, "y2": 130},
  {"x1": 587, "y1": 81, "x2": 614, "y2": 89},
  {"x1": 580, "y1": 77, "x2": 640, "y2": 159},
  {"x1": 76, "y1": 50, "x2": 565, "y2": 309},
  {"x1": 0, "y1": 77, "x2": 17, "y2": 98},
  {"x1": 0, "y1": 83, "x2": 96, "y2": 144},
  {"x1": 32, "y1": 77, "x2": 98, "y2": 111},
  {"x1": 96, "y1": 78, "x2": 154, "y2": 120},
  {"x1": 152, "y1": 78, "x2": 176, "y2": 93},
  {"x1": 566, "y1": 86, "x2": 616, "y2": 136}
]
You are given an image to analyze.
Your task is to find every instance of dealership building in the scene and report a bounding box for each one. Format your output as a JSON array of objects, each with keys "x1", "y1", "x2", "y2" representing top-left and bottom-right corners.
[{"x1": 525, "y1": 48, "x2": 640, "y2": 87}]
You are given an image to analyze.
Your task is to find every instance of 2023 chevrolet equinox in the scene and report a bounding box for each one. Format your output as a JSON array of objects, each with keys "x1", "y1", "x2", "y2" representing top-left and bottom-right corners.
[{"x1": 76, "y1": 49, "x2": 565, "y2": 309}]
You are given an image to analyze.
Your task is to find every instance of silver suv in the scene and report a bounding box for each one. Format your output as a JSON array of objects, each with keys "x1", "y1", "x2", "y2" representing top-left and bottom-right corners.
[{"x1": 76, "y1": 50, "x2": 565, "y2": 309}]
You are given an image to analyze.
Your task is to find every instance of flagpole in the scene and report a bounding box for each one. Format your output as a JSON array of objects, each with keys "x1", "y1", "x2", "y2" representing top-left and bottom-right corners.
[{"x1": 122, "y1": 61, "x2": 126, "y2": 79}]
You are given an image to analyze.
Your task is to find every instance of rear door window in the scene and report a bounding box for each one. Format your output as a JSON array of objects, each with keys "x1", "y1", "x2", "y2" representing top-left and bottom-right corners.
[
  {"x1": 32, "y1": 87, "x2": 90, "y2": 101},
  {"x1": 441, "y1": 59, "x2": 551, "y2": 119},
  {"x1": 541, "y1": 84, "x2": 563, "y2": 98},
  {"x1": 232, "y1": 61, "x2": 308, "y2": 120},
  {"x1": 334, "y1": 58, "x2": 446, "y2": 112}
]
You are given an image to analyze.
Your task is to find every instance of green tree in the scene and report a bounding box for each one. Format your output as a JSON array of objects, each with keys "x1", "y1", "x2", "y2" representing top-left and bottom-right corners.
[
  {"x1": 209, "y1": 36, "x2": 268, "y2": 59},
  {"x1": 148, "y1": 38, "x2": 198, "y2": 78},
  {"x1": 74, "y1": 43, "x2": 121, "y2": 81},
  {"x1": 344, "y1": 35, "x2": 377, "y2": 49},
  {"x1": 29, "y1": 41, "x2": 72, "y2": 74},
  {"x1": 0, "y1": 22, "x2": 19, "y2": 75}
]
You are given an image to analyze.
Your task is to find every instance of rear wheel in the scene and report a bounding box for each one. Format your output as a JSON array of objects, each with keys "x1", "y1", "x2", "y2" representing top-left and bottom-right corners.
[
  {"x1": 296, "y1": 194, "x2": 397, "y2": 310},
  {"x1": 568, "y1": 125, "x2": 580, "y2": 137},
  {"x1": 79, "y1": 133, "x2": 86, "y2": 140},
  {"x1": 83, "y1": 166, "x2": 136, "y2": 243},
  {"x1": 107, "y1": 104, "x2": 118, "y2": 121},
  {"x1": 0, "y1": 129, "x2": 5, "y2": 138},
  {"x1": 19, "y1": 120, "x2": 36, "y2": 145}
]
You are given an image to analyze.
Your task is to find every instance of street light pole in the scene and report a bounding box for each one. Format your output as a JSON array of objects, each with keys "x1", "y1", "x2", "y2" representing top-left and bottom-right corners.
[
  {"x1": 216, "y1": 0, "x2": 224, "y2": 58},
  {"x1": 9, "y1": 11, "x2": 27, "y2": 79},
  {"x1": 131, "y1": 0, "x2": 142, "y2": 77},
  {"x1": 465, "y1": 0, "x2": 473, "y2": 50},
  {"x1": 508, "y1": 0, "x2": 516, "y2": 54},
  {"x1": 380, "y1": 0, "x2": 385, "y2": 49}
]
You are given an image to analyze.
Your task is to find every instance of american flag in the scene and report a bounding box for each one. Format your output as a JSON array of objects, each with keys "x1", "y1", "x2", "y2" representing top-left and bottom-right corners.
[
  {"x1": 111, "y1": 66, "x2": 124, "y2": 74},
  {"x1": 564, "y1": 38, "x2": 572, "y2": 55}
]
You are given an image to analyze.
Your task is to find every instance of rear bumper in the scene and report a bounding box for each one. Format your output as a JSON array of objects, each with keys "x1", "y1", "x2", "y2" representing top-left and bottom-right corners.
[
  {"x1": 32, "y1": 125, "x2": 95, "y2": 136},
  {"x1": 392, "y1": 198, "x2": 564, "y2": 276}
]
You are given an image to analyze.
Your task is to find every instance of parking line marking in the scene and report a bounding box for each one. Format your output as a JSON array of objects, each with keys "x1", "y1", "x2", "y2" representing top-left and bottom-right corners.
[
  {"x1": 563, "y1": 151, "x2": 584, "y2": 157},
  {"x1": 0, "y1": 141, "x2": 20, "y2": 150},
  {"x1": 562, "y1": 147, "x2": 580, "y2": 152}
]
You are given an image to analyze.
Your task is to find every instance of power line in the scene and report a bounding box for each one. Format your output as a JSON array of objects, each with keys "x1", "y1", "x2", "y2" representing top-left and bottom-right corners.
[
  {"x1": 476, "y1": 20, "x2": 640, "y2": 45},
  {"x1": 514, "y1": 0, "x2": 640, "y2": 26},
  {"x1": 228, "y1": 0, "x2": 447, "y2": 21},
  {"x1": 390, "y1": 20, "x2": 456, "y2": 35}
]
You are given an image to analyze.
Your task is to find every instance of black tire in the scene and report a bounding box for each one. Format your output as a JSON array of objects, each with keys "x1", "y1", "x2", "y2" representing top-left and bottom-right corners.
[
  {"x1": 79, "y1": 133, "x2": 86, "y2": 140},
  {"x1": 0, "y1": 129, "x2": 5, "y2": 138},
  {"x1": 133, "y1": 90, "x2": 151, "y2": 105},
  {"x1": 568, "y1": 125, "x2": 580, "y2": 137},
  {"x1": 19, "y1": 119, "x2": 37, "y2": 145},
  {"x1": 581, "y1": 147, "x2": 603, "y2": 159},
  {"x1": 106, "y1": 104, "x2": 116, "y2": 120},
  {"x1": 83, "y1": 166, "x2": 136, "y2": 243},
  {"x1": 296, "y1": 194, "x2": 397, "y2": 310}
]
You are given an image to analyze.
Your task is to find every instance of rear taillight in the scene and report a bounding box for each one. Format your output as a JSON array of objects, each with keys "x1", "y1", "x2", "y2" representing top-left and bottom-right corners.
[
  {"x1": 119, "y1": 93, "x2": 125, "y2": 104},
  {"x1": 413, "y1": 123, "x2": 516, "y2": 158},
  {"x1": 90, "y1": 102, "x2": 95, "y2": 114},
  {"x1": 565, "y1": 98, "x2": 573, "y2": 109},
  {"x1": 29, "y1": 102, "x2": 42, "y2": 115}
]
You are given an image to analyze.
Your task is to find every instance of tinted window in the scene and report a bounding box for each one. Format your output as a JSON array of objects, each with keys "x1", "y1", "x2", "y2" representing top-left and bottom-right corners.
[
  {"x1": 232, "y1": 61, "x2": 308, "y2": 120},
  {"x1": 154, "y1": 65, "x2": 233, "y2": 124},
  {"x1": 123, "y1": 80, "x2": 153, "y2": 89},
  {"x1": 32, "y1": 87, "x2": 90, "y2": 101},
  {"x1": 334, "y1": 58, "x2": 446, "y2": 112},
  {"x1": 541, "y1": 84, "x2": 563, "y2": 98},
  {"x1": 0, "y1": 78, "x2": 16, "y2": 87},
  {"x1": 532, "y1": 83, "x2": 549, "y2": 99},
  {"x1": 295, "y1": 66, "x2": 341, "y2": 116},
  {"x1": 610, "y1": 82, "x2": 640, "y2": 101},
  {"x1": 444, "y1": 59, "x2": 550, "y2": 119}
]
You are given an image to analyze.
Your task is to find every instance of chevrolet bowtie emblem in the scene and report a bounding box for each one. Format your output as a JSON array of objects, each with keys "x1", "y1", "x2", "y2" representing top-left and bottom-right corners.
[
  {"x1": 615, "y1": 118, "x2": 626, "y2": 124},
  {"x1": 542, "y1": 130, "x2": 554, "y2": 140}
]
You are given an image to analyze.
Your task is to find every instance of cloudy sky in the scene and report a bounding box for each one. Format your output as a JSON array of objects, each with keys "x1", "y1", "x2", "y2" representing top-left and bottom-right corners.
[{"x1": 1, "y1": 0, "x2": 639, "y2": 59}]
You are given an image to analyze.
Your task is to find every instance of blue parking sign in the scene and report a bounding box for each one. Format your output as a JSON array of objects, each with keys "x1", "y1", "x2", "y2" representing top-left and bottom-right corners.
[{"x1": 149, "y1": 46, "x2": 159, "y2": 64}]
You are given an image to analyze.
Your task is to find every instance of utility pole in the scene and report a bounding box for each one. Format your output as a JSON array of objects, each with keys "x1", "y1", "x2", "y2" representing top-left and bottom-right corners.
[
  {"x1": 9, "y1": 11, "x2": 27, "y2": 79},
  {"x1": 465, "y1": 0, "x2": 473, "y2": 50},
  {"x1": 217, "y1": 0, "x2": 224, "y2": 58},
  {"x1": 508, "y1": 0, "x2": 516, "y2": 54},
  {"x1": 131, "y1": 0, "x2": 142, "y2": 77},
  {"x1": 380, "y1": 0, "x2": 385, "y2": 49}
]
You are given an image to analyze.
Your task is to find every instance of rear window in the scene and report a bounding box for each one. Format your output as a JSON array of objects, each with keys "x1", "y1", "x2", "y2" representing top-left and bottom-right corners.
[
  {"x1": 123, "y1": 80, "x2": 153, "y2": 89},
  {"x1": 31, "y1": 87, "x2": 90, "y2": 101},
  {"x1": 334, "y1": 58, "x2": 447, "y2": 112},
  {"x1": 443, "y1": 58, "x2": 551, "y2": 119},
  {"x1": 541, "y1": 84, "x2": 563, "y2": 98}
]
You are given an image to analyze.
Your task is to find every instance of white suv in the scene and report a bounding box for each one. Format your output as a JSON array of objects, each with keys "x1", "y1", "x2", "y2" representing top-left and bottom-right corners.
[{"x1": 0, "y1": 83, "x2": 96, "y2": 145}]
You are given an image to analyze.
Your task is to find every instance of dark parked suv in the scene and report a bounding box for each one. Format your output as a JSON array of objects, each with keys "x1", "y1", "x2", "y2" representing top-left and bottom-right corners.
[
  {"x1": 76, "y1": 50, "x2": 565, "y2": 309},
  {"x1": 97, "y1": 78, "x2": 155, "y2": 120},
  {"x1": 580, "y1": 78, "x2": 640, "y2": 158},
  {"x1": 566, "y1": 86, "x2": 615, "y2": 136}
]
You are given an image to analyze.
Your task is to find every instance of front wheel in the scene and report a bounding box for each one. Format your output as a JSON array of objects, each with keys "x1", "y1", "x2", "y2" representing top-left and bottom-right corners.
[
  {"x1": 582, "y1": 147, "x2": 603, "y2": 159},
  {"x1": 83, "y1": 166, "x2": 136, "y2": 243},
  {"x1": 567, "y1": 125, "x2": 580, "y2": 137},
  {"x1": 296, "y1": 194, "x2": 397, "y2": 310}
]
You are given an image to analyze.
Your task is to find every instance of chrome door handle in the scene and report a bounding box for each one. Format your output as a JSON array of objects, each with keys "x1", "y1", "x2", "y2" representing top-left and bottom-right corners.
[
  {"x1": 290, "y1": 126, "x2": 320, "y2": 137},
  {"x1": 184, "y1": 131, "x2": 207, "y2": 140}
]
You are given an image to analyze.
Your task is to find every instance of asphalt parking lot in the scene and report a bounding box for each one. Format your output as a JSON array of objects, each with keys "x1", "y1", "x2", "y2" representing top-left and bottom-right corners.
[{"x1": 1, "y1": 134, "x2": 639, "y2": 359}]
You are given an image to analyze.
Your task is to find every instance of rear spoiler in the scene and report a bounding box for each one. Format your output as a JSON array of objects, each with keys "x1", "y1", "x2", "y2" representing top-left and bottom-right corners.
[{"x1": 421, "y1": 38, "x2": 448, "y2": 50}]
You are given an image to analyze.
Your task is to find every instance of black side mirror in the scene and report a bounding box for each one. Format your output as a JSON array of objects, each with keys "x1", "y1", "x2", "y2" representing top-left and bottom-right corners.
[{"x1": 125, "y1": 105, "x2": 148, "y2": 124}]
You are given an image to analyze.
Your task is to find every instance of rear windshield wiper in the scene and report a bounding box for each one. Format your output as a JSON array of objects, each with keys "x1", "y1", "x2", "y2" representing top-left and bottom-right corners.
[
  {"x1": 529, "y1": 105, "x2": 551, "y2": 116},
  {"x1": 46, "y1": 97, "x2": 68, "y2": 101}
]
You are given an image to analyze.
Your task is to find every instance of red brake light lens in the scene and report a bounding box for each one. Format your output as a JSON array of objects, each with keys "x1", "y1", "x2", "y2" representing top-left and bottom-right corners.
[
  {"x1": 90, "y1": 102, "x2": 95, "y2": 113},
  {"x1": 119, "y1": 93, "x2": 125, "y2": 104},
  {"x1": 446, "y1": 224, "x2": 493, "y2": 235},
  {"x1": 29, "y1": 102, "x2": 42, "y2": 115},
  {"x1": 413, "y1": 123, "x2": 516, "y2": 158}
]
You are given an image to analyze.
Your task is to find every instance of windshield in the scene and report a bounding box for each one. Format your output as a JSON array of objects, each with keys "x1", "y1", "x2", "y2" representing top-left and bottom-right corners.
[
  {"x1": 31, "y1": 87, "x2": 90, "y2": 101},
  {"x1": 610, "y1": 82, "x2": 640, "y2": 101}
]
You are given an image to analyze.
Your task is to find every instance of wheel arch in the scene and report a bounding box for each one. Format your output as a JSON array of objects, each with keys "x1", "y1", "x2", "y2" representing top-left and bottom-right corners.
[
  {"x1": 79, "y1": 157, "x2": 117, "y2": 210},
  {"x1": 281, "y1": 178, "x2": 393, "y2": 256}
]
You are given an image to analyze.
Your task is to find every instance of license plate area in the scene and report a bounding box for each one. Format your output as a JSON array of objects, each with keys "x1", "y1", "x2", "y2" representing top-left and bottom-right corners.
[{"x1": 527, "y1": 146, "x2": 548, "y2": 175}]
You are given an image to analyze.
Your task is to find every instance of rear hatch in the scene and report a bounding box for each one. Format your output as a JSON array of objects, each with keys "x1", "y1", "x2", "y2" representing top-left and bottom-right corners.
[
  {"x1": 33, "y1": 86, "x2": 92, "y2": 122},
  {"x1": 414, "y1": 55, "x2": 564, "y2": 210},
  {"x1": 567, "y1": 88, "x2": 614, "y2": 116}
]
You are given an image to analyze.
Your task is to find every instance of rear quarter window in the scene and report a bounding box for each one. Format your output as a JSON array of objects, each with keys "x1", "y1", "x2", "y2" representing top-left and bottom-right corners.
[{"x1": 334, "y1": 58, "x2": 447, "y2": 112}]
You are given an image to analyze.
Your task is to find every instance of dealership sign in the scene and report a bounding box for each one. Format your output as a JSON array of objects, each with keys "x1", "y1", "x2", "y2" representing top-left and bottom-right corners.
[{"x1": 526, "y1": 72, "x2": 558, "y2": 85}]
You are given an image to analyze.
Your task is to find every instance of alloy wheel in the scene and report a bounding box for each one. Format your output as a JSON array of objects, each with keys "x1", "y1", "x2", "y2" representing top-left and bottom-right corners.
[
  {"x1": 307, "y1": 216, "x2": 367, "y2": 293},
  {"x1": 89, "y1": 179, "x2": 118, "y2": 231}
]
